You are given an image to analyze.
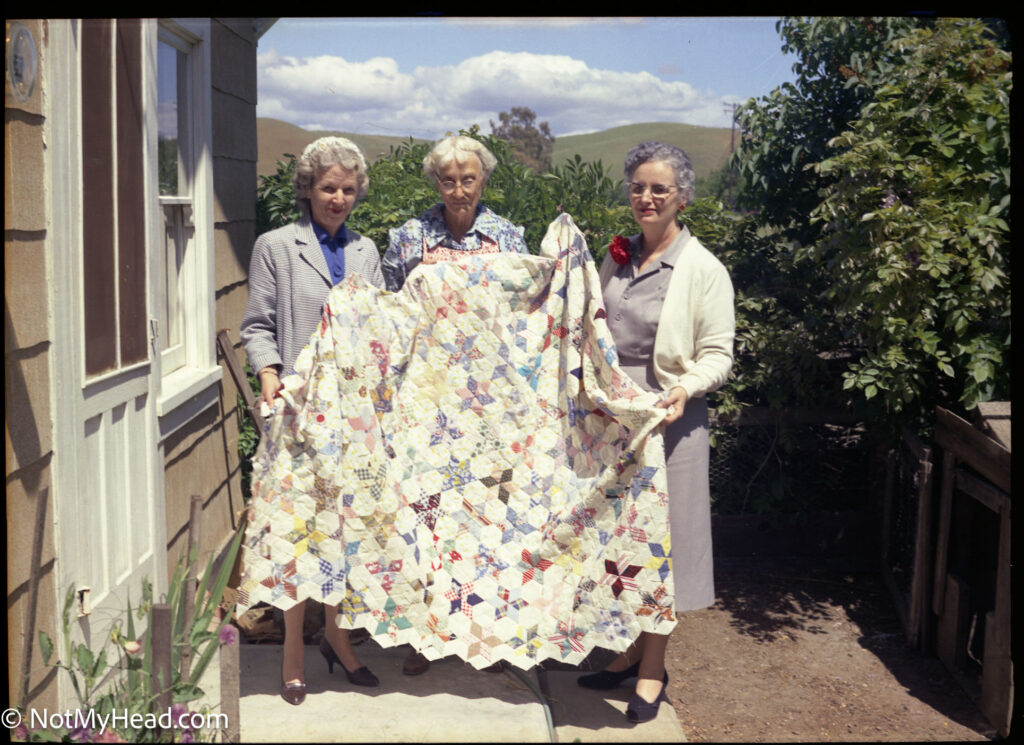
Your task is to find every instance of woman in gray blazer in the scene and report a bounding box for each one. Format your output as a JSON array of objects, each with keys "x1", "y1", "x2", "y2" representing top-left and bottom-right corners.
[{"x1": 240, "y1": 136, "x2": 384, "y2": 704}]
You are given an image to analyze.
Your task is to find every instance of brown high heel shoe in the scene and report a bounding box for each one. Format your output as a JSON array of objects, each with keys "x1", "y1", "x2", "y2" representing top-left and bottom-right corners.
[
  {"x1": 280, "y1": 677, "x2": 306, "y2": 706},
  {"x1": 403, "y1": 649, "x2": 430, "y2": 676},
  {"x1": 320, "y1": 636, "x2": 379, "y2": 687}
]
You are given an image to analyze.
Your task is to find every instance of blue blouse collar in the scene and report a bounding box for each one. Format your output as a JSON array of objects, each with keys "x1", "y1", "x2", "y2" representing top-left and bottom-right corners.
[{"x1": 311, "y1": 219, "x2": 347, "y2": 246}]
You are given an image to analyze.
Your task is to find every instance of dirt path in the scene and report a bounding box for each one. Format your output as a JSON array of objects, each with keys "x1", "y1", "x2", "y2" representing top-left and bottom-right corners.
[{"x1": 661, "y1": 558, "x2": 997, "y2": 742}]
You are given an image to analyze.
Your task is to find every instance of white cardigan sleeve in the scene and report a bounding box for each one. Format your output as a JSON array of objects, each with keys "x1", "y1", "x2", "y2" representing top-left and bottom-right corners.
[
  {"x1": 668, "y1": 258, "x2": 735, "y2": 399},
  {"x1": 653, "y1": 239, "x2": 735, "y2": 400}
]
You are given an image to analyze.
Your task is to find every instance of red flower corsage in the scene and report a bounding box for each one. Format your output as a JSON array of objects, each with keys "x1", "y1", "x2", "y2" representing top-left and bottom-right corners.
[{"x1": 608, "y1": 235, "x2": 632, "y2": 265}]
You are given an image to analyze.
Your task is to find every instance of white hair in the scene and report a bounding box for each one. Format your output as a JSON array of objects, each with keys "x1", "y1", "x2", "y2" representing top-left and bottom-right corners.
[
  {"x1": 422, "y1": 135, "x2": 497, "y2": 182},
  {"x1": 624, "y1": 141, "x2": 695, "y2": 205},
  {"x1": 294, "y1": 136, "x2": 370, "y2": 205}
]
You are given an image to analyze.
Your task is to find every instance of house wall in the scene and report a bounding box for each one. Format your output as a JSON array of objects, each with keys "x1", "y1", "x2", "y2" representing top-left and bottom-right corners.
[
  {"x1": 6, "y1": 17, "x2": 261, "y2": 711},
  {"x1": 5, "y1": 18, "x2": 60, "y2": 710},
  {"x1": 162, "y1": 18, "x2": 257, "y2": 571}
]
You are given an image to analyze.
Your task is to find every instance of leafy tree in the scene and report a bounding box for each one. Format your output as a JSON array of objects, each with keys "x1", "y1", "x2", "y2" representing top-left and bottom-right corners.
[
  {"x1": 490, "y1": 106, "x2": 555, "y2": 173},
  {"x1": 348, "y1": 138, "x2": 437, "y2": 250},
  {"x1": 724, "y1": 15, "x2": 1011, "y2": 440},
  {"x1": 807, "y1": 18, "x2": 1011, "y2": 428},
  {"x1": 694, "y1": 164, "x2": 746, "y2": 211},
  {"x1": 723, "y1": 19, "x2": 927, "y2": 423},
  {"x1": 540, "y1": 154, "x2": 634, "y2": 259},
  {"x1": 733, "y1": 17, "x2": 924, "y2": 241},
  {"x1": 256, "y1": 153, "x2": 301, "y2": 236}
]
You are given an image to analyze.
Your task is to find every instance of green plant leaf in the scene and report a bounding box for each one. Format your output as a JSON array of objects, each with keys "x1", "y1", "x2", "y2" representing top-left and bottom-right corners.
[{"x1": 39, "y1": 630, "x2": 54, "y2": 665}]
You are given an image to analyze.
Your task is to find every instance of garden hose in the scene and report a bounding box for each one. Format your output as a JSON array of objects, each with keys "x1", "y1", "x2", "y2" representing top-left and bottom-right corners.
[{"x1": 504, "y1": 663, "x2": 557, "y2": 742}]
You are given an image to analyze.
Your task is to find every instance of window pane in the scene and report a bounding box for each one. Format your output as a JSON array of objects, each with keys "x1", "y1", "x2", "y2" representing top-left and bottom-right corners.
[
  {"x1": 157, "y1": 40, "x2": 183, "y2": 196},
  {"x1": 161, "y1": 203, "x2": 186, "y2": 357}
]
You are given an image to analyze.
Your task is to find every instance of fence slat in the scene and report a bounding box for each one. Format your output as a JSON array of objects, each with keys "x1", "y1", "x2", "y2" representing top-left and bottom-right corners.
[{"x1": 934, "y1": 407, "x2": 1010, "y2": 492}]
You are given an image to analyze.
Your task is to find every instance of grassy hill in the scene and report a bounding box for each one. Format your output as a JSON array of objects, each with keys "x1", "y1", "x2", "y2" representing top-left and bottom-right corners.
[
  {"x1": 257, "y1": 118, "x2": 429, "y2": 176},
  {"x1": 258, "y1": 118, "x2": 735, "y2": 182},
  {"x1": 553, "y1": 122, "x2": 735, "y2": 182}
]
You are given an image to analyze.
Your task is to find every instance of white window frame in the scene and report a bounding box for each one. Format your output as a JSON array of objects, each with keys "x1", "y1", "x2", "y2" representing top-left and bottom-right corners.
[{"x1": 149, "y1": 19, "x2": 221, "y2": 423}]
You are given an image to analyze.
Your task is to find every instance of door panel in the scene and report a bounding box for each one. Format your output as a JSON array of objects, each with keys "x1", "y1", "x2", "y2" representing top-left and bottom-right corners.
[{"x1": 47, "y1": 21, "x2": 167, "y2": 696}]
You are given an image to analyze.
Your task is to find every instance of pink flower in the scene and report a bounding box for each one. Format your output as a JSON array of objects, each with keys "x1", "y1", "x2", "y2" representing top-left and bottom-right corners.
[
  {"x1": 91, "y1": 729, "x2": 125, "y2": 743},
  {"x1": 122, "y1": 640, "x2": 142, "y2": 655},
  {"x1": 218, "y1": 624, "x2": 239, "y2": 647},
  {"x1": 608, "y1": 235, "x2": 632, "y2": 265}
]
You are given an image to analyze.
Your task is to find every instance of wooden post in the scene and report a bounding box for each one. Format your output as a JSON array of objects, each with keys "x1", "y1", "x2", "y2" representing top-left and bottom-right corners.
[
  {"x1": 217, "y1": 329, "x2": 264, "y2": 431},
  {"x1": 151, "y1": 603, "x2": 173, "y2": 713},
  {"x1": 178, "y1": 495, "x2": 204, "y2": 683},
  {"x1": 220, "y1": 631, "x2": 241, "y2": 743},
  {"x1": 980, "y1": 498, "x2": 1012, "y2": 737},
  {"x1": 906, "y1": 431, "x2": 933, "y2": 651},
  {"x1": 931, "y1": 447, "x2": 956, "y2": 615}
]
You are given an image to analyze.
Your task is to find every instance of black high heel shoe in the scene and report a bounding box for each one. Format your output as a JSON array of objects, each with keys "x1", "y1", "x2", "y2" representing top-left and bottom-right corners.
[
  {"x1": 576, "y1": 660, "x2": 640, "y2": 690},
  {"x1": 626, "y1": 672, "x2": 670, "y2": 723},
  {"x1": 320, "y1": 636, "x2": 379, "y2": 687}
]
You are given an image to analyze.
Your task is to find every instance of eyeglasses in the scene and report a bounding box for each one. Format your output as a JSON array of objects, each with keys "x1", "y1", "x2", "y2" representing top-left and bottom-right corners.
[
  {"x1": 628, "y1": 182, "x2": 677, "y2": 199},
  {"x1": 438, "y1": 176, "x2": 479, "y2": 193}
]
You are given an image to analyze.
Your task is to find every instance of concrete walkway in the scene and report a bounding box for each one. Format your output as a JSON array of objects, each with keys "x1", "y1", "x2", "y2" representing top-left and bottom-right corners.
[{"x1": 238, "y1": 640, "x2": 686, "y2": 742}]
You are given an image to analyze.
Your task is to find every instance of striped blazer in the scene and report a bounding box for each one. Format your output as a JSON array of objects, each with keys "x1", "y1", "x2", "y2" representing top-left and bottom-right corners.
[{"x1": 241, "y1": 214, "x2": 384, "y2": 376}]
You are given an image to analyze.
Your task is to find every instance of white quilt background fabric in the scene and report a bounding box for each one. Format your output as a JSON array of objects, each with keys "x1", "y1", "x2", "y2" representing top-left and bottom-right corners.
[{"x1": 238, "y1": 214, "x2": 677, "y2": 669}]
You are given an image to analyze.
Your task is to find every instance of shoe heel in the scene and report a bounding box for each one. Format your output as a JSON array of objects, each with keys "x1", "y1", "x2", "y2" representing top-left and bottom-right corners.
[
  {"x1": 320, "y1": 636, "x2": 338, "y2": 675},
  {"x1": 626, "y1": 672, "x2": 669, "y2": 724}
]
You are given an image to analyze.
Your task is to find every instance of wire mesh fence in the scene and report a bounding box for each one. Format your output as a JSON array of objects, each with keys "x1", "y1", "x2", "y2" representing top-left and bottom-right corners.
[{"x1": 708, "y1": 411, "x2": 873, "y2": 517}]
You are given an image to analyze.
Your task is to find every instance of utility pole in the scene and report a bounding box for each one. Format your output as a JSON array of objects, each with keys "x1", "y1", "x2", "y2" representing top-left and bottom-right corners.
[{"x1": 724, "y1": 103, "x2": 739, "y2": 207}]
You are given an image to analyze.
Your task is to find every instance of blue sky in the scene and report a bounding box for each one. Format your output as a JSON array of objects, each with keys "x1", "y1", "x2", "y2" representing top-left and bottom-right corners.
[{"x1": 257, "y1": 17, "x2": 797, "y2": 138}]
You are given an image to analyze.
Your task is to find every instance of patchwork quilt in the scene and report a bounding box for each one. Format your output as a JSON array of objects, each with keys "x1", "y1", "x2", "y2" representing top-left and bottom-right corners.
[{"x1": 237, "y1": 214, "x2": 676, "y2": 669}]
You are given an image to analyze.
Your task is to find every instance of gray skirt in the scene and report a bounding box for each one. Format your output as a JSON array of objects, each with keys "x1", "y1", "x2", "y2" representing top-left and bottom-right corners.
[{"x1": 619, "y1": 358, "x2": 715, "y2": 612}]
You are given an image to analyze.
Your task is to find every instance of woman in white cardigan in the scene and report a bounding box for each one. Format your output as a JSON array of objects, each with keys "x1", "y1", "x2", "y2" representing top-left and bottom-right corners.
[{"x1": 577, "y1": 142, "x2": 735, "y2": 723}]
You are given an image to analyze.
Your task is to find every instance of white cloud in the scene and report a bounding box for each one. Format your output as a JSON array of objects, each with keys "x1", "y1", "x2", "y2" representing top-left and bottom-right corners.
[
  {"x1": 257, "y1": 47, "x2": 736, "y2": 138},
  {"x1": 443, "y1": 16, "x2": 646, "y2": 29}
]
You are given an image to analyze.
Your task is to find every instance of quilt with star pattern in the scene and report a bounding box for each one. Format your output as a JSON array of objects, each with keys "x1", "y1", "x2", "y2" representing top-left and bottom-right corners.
[{"x1": 236, "y1": 214, "x2": 676, "y2": 669}]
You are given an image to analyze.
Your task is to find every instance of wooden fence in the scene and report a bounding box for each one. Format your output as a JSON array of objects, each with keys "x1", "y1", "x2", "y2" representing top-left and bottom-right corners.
[{"x1": 881, "y1": 403, "x2": 1011, "y2": 737}]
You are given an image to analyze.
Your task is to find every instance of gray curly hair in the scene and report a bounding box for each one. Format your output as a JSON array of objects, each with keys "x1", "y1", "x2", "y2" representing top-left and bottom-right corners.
[
  {"x1": 624, "y1": 141, "x2": 695, "y2": 205},
  {"x1": 293, "y1": 136, "x2": 370, "y2": 209},
  {"x1": 422, "y1": 135, "x2": 498, "y2": 183}
]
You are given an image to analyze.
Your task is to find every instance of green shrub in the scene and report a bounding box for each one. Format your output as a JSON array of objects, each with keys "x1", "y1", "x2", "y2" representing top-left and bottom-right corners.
[{"x1": 22, "y1": 527, "x2": 244, "y2": 742}]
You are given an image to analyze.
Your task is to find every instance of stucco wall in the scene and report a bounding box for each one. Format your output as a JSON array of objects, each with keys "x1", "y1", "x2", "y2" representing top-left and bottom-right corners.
[{"x1": 5, "y1": 17, "x2": 60, "y2": 711}]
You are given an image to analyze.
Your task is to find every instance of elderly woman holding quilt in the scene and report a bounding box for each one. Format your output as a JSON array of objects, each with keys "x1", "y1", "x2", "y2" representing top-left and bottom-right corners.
[
  {"x1": 240, "y1": 136, "x2": 383, "y2": 704},
  {"x1": 382, "y1": 134, "x2": 528, "y2": 292},
  {"x1": 577, "y1": 142, "x2": 735, "y2": 723}
]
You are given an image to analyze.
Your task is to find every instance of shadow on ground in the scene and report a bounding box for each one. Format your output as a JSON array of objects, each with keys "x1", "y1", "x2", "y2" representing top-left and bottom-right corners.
[{"x1": 712, "y1": 556, "x2": 996, "y2": 737}]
